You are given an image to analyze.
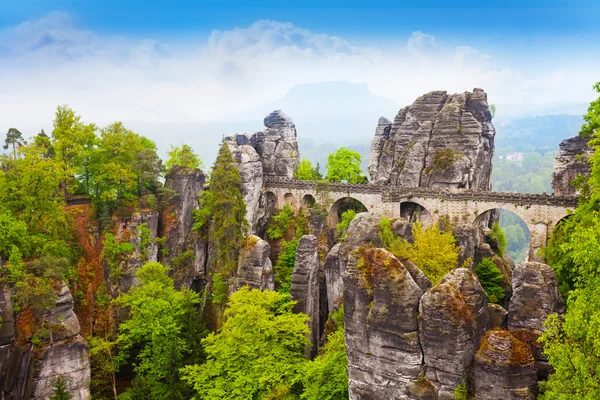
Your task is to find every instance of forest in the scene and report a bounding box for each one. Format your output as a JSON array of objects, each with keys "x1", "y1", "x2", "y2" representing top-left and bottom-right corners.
[{"x1": 0, "y1": 82, "x2": 599, "y2": 400}]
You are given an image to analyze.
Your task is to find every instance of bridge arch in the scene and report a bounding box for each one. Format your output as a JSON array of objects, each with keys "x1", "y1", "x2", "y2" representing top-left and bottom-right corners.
[
  {"x1": 302, "y1": 194, "x2": 316, "y2": 208},
  {"x1": 473, "y1": 207, "x2": 533, "y2": 263},
  {"x1": 329, "y1": 197, "x2": 368, "y2": 226},
  {"x1": 399, "y1": 200, "x2": 434, "y2": 227},
  {"x1": 283, "y1": 192, "x2": 297, "y2": 209}
]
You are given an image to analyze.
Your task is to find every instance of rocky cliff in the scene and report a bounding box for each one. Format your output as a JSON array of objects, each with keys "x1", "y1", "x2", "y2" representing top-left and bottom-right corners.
[
  {"x1": 0, "y1": 282, "x2": 90, "y2": 400},
  {"x1": 368, "y1": 89, "x2": 495, "y2": 189},
  {"x1": 552, "y1": 135, "x2": 593, "y2": 196}
]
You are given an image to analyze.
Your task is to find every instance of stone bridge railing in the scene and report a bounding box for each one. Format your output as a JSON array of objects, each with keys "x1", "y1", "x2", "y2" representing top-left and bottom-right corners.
[{"x1": 262, "y1": 177, "x2": 580, "y2": 208}]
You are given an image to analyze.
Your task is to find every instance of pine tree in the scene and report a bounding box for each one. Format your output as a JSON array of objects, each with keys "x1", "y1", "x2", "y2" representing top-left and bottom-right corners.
[
  {"x1": 50, "y1": 376, "x2": 73, "y2": 400},
  {"x1": 194, "y1": 141, "x2": 247, "y2": 276},
  {"x1": 4, "y1": 128, "x2": 26, "y2": 159}
]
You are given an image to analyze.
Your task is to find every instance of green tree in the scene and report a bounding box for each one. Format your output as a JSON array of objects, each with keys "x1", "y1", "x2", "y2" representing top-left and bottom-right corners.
[
  {"x1": 474, "y1": 258, "x2": 505, "y2": 304},
  {"x1": 487, "y1": 222, "x2": 508, "y2": 256},
  {"x1": 33, "y1": 129, "x2": 55, "y2": 158},
  {"x1": 336, "y1": 209, "x2": 356, "y2": 240},
  {"x1": 166, "y1": 144, "x2": 203, "y2": 171},
  {"x1": 295, "y1": 158, "x2": 322, "y2": 181},
  {"x1": 540, "y1": 285, "x2": 600, "y2": 399},
  {"x1": 181, "y1": 287, "x2": 310, "y2": 399},
  {"x1": 193, "y1": 141, "x2": 247, "y2": 276},
  {"x1": 326, "y1": 148, "x2": 365, "y2": 183},
  {"x1": 115, "y1": 262, "x2": 203, "y2": 400},
  {"x1": 490, "y1": 104, "x2": 496, "y2": 119},
  {"x1": 580, "y1": 82, "x2": 600, "y2": 139},
  {"x1": 4, "y1": 128, "x2": 26, "y2": 159},
  {"x1": 386, "y1": 222, "x2": 460, "y2": 285},
  {"x1": 301, "y1": 327, "x2": 348, "y2": 400},
  {"x1": 50, "y1": 376, "x2": 73, "y2": 400}
]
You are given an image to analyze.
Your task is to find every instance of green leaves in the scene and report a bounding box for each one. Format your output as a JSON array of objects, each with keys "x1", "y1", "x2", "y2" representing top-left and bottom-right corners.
[
  {"x1": 166, "y1": 144, "x2": 203, "y2": 171},
  {"x1": 326, "y1": 148, "x2": 366, "y2": 183},
  {"x1": 181, "y1": 287, "x2": 309, "y2": 400},
  {"x1": 474, "y1": 258, "x2": 506, "y2": 304}
]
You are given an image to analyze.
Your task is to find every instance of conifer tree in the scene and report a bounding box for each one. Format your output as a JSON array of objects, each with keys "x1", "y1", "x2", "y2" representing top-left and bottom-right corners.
[
  {"x1": 4, "y1": 128, "x2": 26, "y2": 159},
  {"x1": 50, "y1": 376, "x2": 73, "y2": 400},
  {"x1": 194, "y1": 141, "x2": 247, "y2": 276}
]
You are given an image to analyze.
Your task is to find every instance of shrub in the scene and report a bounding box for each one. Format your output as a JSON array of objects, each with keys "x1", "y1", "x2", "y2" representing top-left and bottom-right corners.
[
  {"x1": 212, "y1": 273, "x2": 229, "y2": 304},
  {"x1": 337, "y1": 209, "x2": 357, "y2": 240},
  {"x1": 487, "y1": 222, "x2": 508, "y2": 256},
  {"x1": 273, "y1": 238, "x2": 299, "y2": 293},
  {"x1": 454, "y1": 382, "x2": 468, "y2": 400},
  {"x1": 475, "y1": 258, "x2": 505, "y2": 304},
  {"x1": 267, "y1": 204, "x2": 296, "y2": 240}
]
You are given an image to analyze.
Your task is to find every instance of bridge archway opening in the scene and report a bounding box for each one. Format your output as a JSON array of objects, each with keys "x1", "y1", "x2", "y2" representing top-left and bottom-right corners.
[
  {"x1": 302, "y1": 194, "x2": 316, "y2": 208},
  {"x1": 553, "y1": 213, "x2": 574, "y2": 230},
  {"x1": 473, "y1": 208, "x2": 531, "y2": 265},
  {"x1": 399, "y1": 201, "x2": 433, "y2": 227},
  {"x1": 283, "y1": 193, "x2": 297, "y2": 209},
  {"x1": 329, "y1": 197, "x2": 368, "y2": 226}
]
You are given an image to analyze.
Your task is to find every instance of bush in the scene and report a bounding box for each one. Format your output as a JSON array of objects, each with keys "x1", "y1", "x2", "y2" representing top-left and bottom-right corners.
[
  {"x1": 212, "y1": 273, "x2": 229, "y2": 304},
  {"x1": 336, "y1": 209, "x2": 357, "y2": 240},
  {"x1": 267, "y1": 204, "x2": 296, "y2": 240},
  {"x1": 475, "y1": 258, "x2": 505, "y2": 304},
  {"x1": 453, "y1": 382, "x2": 468, "y2": 400},
  {"x1": 487, "y1": 222, "x2": 508, "y2": 256},
  {"x1": 273, "y1": 238, "x2": 299, "y2": 293}
]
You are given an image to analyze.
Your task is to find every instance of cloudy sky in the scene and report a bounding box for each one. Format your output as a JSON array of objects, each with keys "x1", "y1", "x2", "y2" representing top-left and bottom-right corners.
[{"x1": 1, "y1": 1, "x2": 599, "y2": 142}]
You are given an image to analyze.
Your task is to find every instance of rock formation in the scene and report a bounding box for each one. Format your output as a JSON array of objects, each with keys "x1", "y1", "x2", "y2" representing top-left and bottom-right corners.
[
  {"x1": 290, "y1": 235, "x2": 321, "y2": 358},
  {"x1": 234, "y1": 235, "x2": 274, "y2": 291},
  {"x1": 552, "y1": 135, "x2": 593, "y2": 196},
  {"x1": 508, "y1": 262, "x2": 564, "y2": 332},
  {"x1": 225, "y1": 133, "x2": 265, "y2": 233},
  {"x1": 252, "y1": 110, "x2": 300, "y2": 178},
  {"x1": 473, "y1": 329, "x2": 538, "y2": 399},
  {"x1": 162, "y1": 165, "x2": 207, "y2": 288},
  {"x1": 419, "y1": 268, "x2": 489, "y2": 398},
  {"x1": 368, "y1": 89, "x2": 495, "y2": 190},
  {"x1": 344, "y1": 247, "x2": 423, "y2": 398},
  {"x1": 0, "y1": 282, "x2": 90, "y2": 400}
]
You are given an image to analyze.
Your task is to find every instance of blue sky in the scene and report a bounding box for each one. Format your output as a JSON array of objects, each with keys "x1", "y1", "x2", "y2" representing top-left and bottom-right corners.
[{"x1": 0, "y1": 1, "x2": 599, "y2": 137}]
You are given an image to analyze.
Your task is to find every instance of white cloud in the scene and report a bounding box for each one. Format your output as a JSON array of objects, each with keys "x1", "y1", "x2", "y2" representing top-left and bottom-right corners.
[{"x1": 0, "y1": 13, "x2": 597, "y2": 138}]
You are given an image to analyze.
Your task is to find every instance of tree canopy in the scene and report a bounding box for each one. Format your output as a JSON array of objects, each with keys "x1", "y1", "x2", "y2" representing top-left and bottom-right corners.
[
  {"x1": 326, "y1": 148, "x2": 366, "y2": 183},
  {"x1": 166, "y1": 144, "x2": 203, "y2": 171}
]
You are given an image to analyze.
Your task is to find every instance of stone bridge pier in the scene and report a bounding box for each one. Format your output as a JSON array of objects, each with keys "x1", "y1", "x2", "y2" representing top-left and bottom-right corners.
[{"x1": 262, "y1": 178, "x2": 578, "y2": 262}]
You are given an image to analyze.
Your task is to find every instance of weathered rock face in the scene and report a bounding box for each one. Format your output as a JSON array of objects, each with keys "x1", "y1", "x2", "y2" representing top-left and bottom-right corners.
[
  {"x1": 111, "y1": 211, "x2": 159, "y2": 296},
  {"x1": 252, "y1": 110, "x2": 300, "y2": 179},
  {"x1": 0, "y1": 285, "x2": 15, "y2": 345},
  {"x1": 162, "y1": 165, "x2": 207, "y2": 289},
  {"x1": 290, "y1": 235, "x2": 321, "y2": 358},
  {"x1": 234, "y1": 235, "x2": 274, "y2": 291},
  {"x1": 0, "y1": 282, "x2": 91, "y2": 400},
  {"x1": 323, "y1": 243, "x2": 343, "y2": 314},
  {"x1": 473, "y1": 329, "x2": 538, "y2": 399},
  {"x1": 419, "y1": 268, "x2": 489, "y2": 398},
  {"x1": 488, "y1": 304, "x2": 508, "y2": 329},
  {"x1": 552, "y1": 135, "x2": 593, "y2": 196},
  {"x1": 225, "y1": 133, "x2": 265, "y2": 233},
  {"x1": 508, "y1": 262, "x2": 564, "y2": 332},
  {"x1": 369, "y1": 88, "x2": 495, "y2": 190},
  {"x1": 344, "y1": 248, "x2": 423, "y2": 399}
]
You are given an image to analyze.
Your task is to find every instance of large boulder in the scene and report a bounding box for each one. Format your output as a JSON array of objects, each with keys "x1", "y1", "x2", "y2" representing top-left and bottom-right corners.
[
  {"x1": 369, "y1": 89, "x2": 495, "y2": 190},
  {"x1": 344, "y1": 248, "x2": 424, "y2": 399},
  {"x1": 552, "y1": 135, "x2": 592, "y2": 196},
  {"x1": 252, "y1": 110, "x2": 300, "y2": 178},
  {"x1": 473, "y1": 329, "x2": 538, "y2": 399},
  {"x1": 290, "y1": 235, "x2": 321, "y2": 358},
  {"x1": 419, "y1": 268, "x2": 489, "y2": 398},
  {"x1": 234, "y1": 235, "x2": 274, "y2": 291},
  {"x1": 162, "y1": 165, "x2": 207, "y2": 289},
  {"x1": 508, "y1": 262, "x2": 563, "y2": 332},
  {"x1": 225, "y1": 133, "x2": 264, "y2": 233}
]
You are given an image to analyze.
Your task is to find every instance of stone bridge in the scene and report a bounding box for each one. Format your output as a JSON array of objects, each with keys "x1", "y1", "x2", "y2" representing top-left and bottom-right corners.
[{"x1": 262, "y1": 177, "x2": 579, "y2": 261}]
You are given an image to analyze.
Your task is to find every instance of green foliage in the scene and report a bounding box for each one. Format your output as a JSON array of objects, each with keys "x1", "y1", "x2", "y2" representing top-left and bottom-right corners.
[
  {"x1": 171, "y1": 249, "x2": 195, "y2": 270},
  {"x1": 475, "y1": 258, "x2": 505, "y2": 304},
  {"x1": 180, "y1": 287, "x2": 309, "y2": 400},
  {"x1": 166, "y1": 144, "x2": 203, "y2": 171},
  {"x1": 301, "y1": 327, "x2": 348, "y2": 400},
  {"x1": 193, "y1": 141, "x2": 247, "y2": 277},
  {"x1": 386, "y1": 222, "x2": 460, "y2": 285},
  {"x1": 274, "y1": 238, "x2": 299, "y2": 293},
  {"x1": 487, "y1": 222, "x2": 508, "y2": 257},
  {"x1": 137, "y1": 223, "x2": 153, "y2": 263},
  {"x1": 540, "y1": 285, "x2": 600, "y2": 399},
  {"x1": 492, "y1": 150, "x2": 555, "y2": 194},
  {"x1": 267, "y1": 204, "x2": 296, "y2": 240},
  {"x1": 102, "y1": 233, "x2": 135, "y2": 281},
  {"x1": 211, "y1": 272, "x2": 228, "y2": 304},
  {"x1": 580, "y1": 82, "x2": 600, "y2": 139},
  {"x1": 4, "y1": 128, "x2": 26, "y2": 158},
  {"x1": 378, "y1": 217, "x2": 395, "y2": 249},
  {"x1": 50, "y1": 376, "x2": 73, "y2": 400},
  {"x1": 326, "y1": 148, "x2": 366, "y2": 183},
  {"x1": 115, "y1": 262, "x2": 204, "y2": 400},
  {"x1": 294, "y1": 158, "x2": 322, "y2": 181},
  {"x1": 336, "y1": 209, "x2": 357, "y2": 240},
  {"x1": 490, "y1": 104, "x2": 496, "y2": 119},
  {"x1": 453, "y1": 382, "x2": 468, "y2": 400}
]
